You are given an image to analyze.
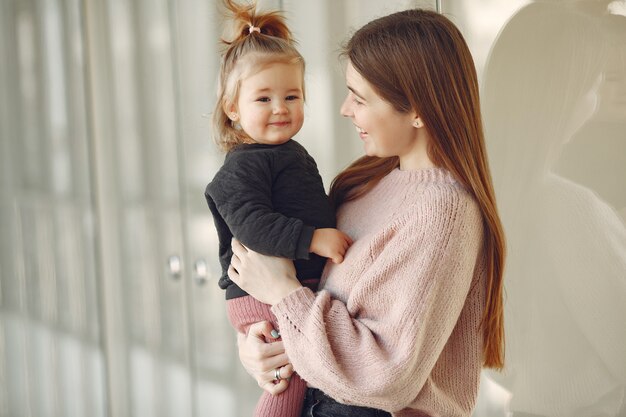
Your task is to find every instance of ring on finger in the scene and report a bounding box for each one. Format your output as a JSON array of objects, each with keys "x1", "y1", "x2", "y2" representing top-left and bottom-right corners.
[{"x1": 274, "y1": 368, "x2": 282, "y2": 382}]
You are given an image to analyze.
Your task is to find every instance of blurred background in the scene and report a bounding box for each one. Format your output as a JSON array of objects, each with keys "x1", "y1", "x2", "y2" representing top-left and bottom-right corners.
[{"x1": 0, "y1": 0, "x2": 624, "y2": 416}]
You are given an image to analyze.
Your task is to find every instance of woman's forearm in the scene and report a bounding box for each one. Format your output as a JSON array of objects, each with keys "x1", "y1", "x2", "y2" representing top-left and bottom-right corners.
[{"x1": 229, "y1": 238, "x2": 303, "y2": 305}]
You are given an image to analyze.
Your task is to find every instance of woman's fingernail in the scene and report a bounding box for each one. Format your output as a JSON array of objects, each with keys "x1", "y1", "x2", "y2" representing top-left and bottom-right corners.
[{"x1": 270, "y1": 329, "x2": 280, "y2": 339}]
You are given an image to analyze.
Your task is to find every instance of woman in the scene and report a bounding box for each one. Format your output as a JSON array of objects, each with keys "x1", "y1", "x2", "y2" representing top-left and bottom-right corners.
[{"x1": 228, "y1": 8, "x2": 506, "y2": 417}]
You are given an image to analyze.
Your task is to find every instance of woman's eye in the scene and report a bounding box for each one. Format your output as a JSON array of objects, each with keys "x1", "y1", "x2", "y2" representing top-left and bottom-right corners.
[{"x1": 348, "y1": 91, "x2": 363, "y2": 105}]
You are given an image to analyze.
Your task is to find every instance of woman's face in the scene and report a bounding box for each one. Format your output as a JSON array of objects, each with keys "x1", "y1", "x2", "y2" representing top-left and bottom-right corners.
[{"x1": 340, "y1": 61, "x2": 419, "y2": 161}]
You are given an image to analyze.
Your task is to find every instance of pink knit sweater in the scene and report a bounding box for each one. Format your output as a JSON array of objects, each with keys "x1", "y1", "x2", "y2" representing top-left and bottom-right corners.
[{"x1": 271, "y1": 167, "x2": 487, "y2": 417}]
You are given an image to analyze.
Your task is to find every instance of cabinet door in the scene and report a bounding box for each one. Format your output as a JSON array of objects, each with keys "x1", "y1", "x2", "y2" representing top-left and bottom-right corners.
[
  {"x1": 170, "y1": 1, "x2": 261, "y2": 415},
  {"x1": 0, "y1": 0, "x2": 106, "y2": 416},
  {"x1": 84, "y1": 0, "x2": 194, "y2": 416}
]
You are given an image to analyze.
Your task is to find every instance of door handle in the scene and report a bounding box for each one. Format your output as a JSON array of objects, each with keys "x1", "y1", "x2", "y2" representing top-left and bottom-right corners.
[
  {"x1": 193, "y1": 259, "x2": 208, "y2": 286},
  {"x1": 166, "y1": 255, "x2": 182, "y2": 280}
]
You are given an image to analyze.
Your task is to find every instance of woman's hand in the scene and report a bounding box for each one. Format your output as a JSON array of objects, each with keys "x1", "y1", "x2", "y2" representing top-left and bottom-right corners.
[
  {"x1": 238, "y1": 321, "x2": 295, "y2": 395},
  {"x1": 229, "y1": 238, "x2": 302, "y2": 305}
]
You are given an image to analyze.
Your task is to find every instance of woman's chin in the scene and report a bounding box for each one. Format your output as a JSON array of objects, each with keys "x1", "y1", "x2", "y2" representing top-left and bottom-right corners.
[{"x1": 363, "y1": 145, "x2": 377, "y2": 157}]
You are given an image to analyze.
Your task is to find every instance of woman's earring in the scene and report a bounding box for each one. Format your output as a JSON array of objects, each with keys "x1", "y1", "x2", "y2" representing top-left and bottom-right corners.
[
  {"x1": 413, "y1": 119, "x2": 424, "y2": 128},
  {"x1": 230, "y1": 112, "x2": 239, "y2": 121}
]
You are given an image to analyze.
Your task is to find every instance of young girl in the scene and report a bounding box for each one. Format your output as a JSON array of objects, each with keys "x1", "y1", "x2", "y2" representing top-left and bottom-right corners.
[
  {"x1": 229, "y1": 8, "x2": 506, "y2": 417},
  {"x1": 204, "y1": 1, "x2": 352, "y2": 417}
]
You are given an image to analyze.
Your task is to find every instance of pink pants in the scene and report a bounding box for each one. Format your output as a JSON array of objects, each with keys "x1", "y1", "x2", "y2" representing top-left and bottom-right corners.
[{"x1": 227, "y1": 295, "x2": 307, "y2": 417}]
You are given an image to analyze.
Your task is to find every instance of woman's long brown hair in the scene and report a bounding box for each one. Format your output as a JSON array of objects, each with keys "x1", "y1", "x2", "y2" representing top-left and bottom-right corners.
[{"x1": 330, "y1": 9, "x2": 506, "y2": 369}]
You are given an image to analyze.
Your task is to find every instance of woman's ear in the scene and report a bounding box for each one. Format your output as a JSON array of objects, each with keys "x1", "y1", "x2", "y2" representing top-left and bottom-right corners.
[{"x1": 412, "y1": 117, "x2": 424, "y2": 128}]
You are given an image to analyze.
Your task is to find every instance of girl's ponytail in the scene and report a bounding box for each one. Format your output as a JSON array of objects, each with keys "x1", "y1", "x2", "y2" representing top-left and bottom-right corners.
[{"x1": 221, "y1": 0, "x2": 294, "y2": 45}]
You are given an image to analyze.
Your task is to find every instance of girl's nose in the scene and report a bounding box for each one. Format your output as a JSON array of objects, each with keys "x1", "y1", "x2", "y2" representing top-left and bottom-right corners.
[{"x1": 273, "y1": 102, "x2": 288, "y2": 114}]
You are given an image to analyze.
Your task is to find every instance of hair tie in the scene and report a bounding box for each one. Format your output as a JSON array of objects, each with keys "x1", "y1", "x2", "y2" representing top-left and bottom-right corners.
[{"x1": 248, "y1": 25, "x2": 260, "y2": 34}]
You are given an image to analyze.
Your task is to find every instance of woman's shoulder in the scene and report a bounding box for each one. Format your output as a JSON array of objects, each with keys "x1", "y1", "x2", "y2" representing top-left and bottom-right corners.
[
  {"x1": 395, "y1": 173, "x2": 480, "y2": 231},
  {"x1": 420, "y1": 177, "x2": 477, "y2": 211},
  {"x1": 342, "y1": 168, "x2": 479, "y2": 231},
  {"x1": 383, "y1": 167, "x2": 476, "y2": 209}
]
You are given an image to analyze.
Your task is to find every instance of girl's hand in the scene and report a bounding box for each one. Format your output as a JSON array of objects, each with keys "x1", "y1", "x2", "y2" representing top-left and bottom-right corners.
[
  {"x1": 310, "y1": 228, "x2": 353, "y2": 264},
  {"x1": 229, "y1": 238, "x2": 302, "y2": 305},
  {"x1": 238, "y1": 321, "x2": 295, "y2": 395}
]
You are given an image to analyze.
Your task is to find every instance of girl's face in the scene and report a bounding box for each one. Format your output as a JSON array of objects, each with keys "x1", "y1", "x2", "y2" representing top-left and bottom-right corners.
[
  {"x1": 231, "y1": 62, "x2": 304, "y2": 145},
  {"x1": 340, "y1": 62, "x2": 424, "y2": 167}
]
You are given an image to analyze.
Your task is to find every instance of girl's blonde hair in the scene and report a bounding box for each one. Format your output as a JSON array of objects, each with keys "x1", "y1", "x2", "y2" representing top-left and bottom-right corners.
[
  {"x1": 213, "y1": 0, "x2": 305, "y2": 152},
  {"x1": 330, "y1": 9, "x2": 506, "y2": 369}
]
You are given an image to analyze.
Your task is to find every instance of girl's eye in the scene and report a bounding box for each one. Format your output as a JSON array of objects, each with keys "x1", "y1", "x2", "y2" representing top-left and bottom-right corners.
[
  {"x1": 286, "y1": 95, "x2": 300, "y2": 101},
  {"x1": 257, "y1": 97, "x2": 270, "y2": 102}
]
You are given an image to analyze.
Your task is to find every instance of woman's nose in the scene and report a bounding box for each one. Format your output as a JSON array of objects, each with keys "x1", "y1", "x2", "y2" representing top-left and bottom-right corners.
[{"x1": 340, "y1": 95, "x2": 352, "y2": 117}]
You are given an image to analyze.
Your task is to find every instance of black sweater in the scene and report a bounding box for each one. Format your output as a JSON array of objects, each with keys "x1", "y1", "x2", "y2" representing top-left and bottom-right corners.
[{"x1": 205, "y1": 140, "x2": 336, "y2": 300}]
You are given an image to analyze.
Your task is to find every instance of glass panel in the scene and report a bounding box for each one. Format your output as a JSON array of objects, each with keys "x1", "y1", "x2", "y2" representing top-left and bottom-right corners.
[
  {"x1": 89, "y1": 0, "x2": 193, "y2": 415},
  {"x1": 0, "y1": 0, "x2": 106, "y2": 416},
  {"x1": 446, "y1": 1, "x2": 626, "y2": 416}
]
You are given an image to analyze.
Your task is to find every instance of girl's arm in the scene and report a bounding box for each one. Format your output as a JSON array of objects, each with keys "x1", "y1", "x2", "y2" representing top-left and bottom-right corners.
[{"x1": 207, "y1": 152, "x2": 313, "y2": 260}]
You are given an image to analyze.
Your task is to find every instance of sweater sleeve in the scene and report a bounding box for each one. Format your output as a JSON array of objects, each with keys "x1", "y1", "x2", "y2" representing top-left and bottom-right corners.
[
  {"x1": 272, "y1": 189, "x2": 483, "y2": 411},
  {"x1": 207, "y1": 151, "x2": 314, "y2": 260}
]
